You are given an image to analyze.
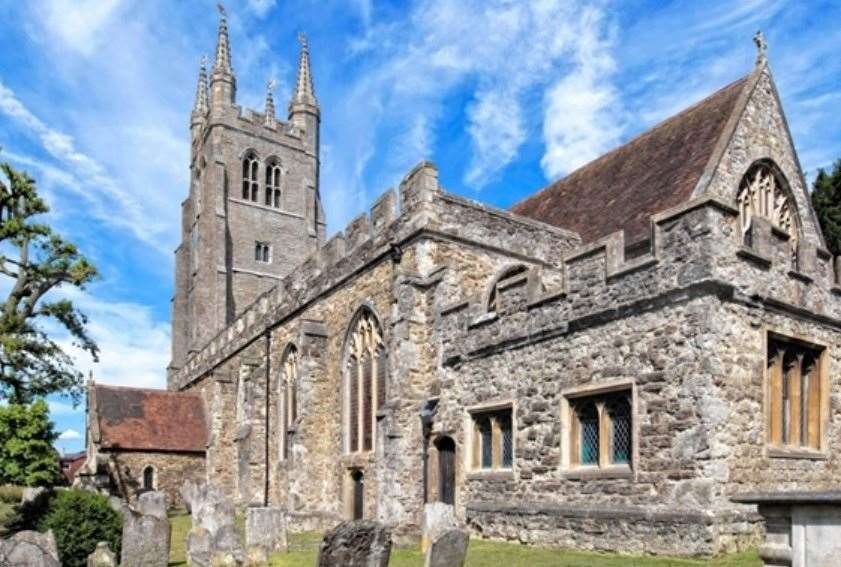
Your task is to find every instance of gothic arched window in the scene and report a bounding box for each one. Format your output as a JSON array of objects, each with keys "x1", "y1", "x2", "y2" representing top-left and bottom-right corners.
[
  {"x1": 279, "y1": 345, "x2": 299, "y2": 460},
  {"x1": 737, "y1": 161, "x2": 797, "y2": 243},
  {"x1": 242, "y1": 152, "x2": 259, "y2": 202},
  {"x1": 265, "y1": 161, "x2": 283, "y2": 208},
  {"x1": 344, "y1": 309, "x2": 387, "y2": 454}
]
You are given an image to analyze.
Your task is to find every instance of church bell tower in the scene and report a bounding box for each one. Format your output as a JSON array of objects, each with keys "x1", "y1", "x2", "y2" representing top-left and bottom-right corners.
[{"x1": 168, "y1": 6, "x2": 325, "y2": 386}]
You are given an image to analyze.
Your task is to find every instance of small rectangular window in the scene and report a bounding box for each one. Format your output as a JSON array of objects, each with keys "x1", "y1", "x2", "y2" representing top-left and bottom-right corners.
[
  {"x1": 567, "y1": 389, "x2": 633, "y2": 470},
  {"x1": 254, "y1": 242, "x2": 271, "y2": 264},
  {"x1": 767, "y1": 334, "x2": 824, "y2": 451},
  {"x1": 470, "y1": 406, "x2": 514, "y2": 472}
]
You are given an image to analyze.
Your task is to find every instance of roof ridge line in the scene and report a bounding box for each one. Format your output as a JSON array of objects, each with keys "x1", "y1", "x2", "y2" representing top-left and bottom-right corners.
[
  {"x1": 94, "y1": 383, "x2": 201, "y2": 396},
  {"x1": 512, "y1": 73, "x2": 751, "y2": 211}
]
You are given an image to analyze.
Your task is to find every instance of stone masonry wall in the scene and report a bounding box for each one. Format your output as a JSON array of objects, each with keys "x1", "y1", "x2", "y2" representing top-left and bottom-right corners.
[{"x1": 106, "y1": 450, "x2": 205, "y2": 509}]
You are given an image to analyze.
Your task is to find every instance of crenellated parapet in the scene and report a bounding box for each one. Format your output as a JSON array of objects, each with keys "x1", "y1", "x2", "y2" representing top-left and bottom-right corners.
[
  {"x1": 175, "y1": 161, "x2": 583, "y2": 389},
  {"x1": 439, "y1": 195, "x2": 841, "y2": 367}
]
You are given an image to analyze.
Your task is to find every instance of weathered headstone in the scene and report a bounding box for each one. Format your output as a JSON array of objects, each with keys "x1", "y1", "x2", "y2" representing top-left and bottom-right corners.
[
  {"x1": 183, "y1": 481, "x2": 244, "y2": 566},
  {"x1": 317, "y1": 520, "x2": 392, "y2": 567},
  {"x1": 121, "y1": 491, "x2": 171, "y2": 567},
  {"x1": 421, "y1": 502, "x2": 456, "y2": 552},
  {"x1": 0, "y1": 529, "x2": 60, "y2": 567},
  {"x1": 20, "y1": 486, "x2": 46, "y2": 505},
  {"x1": 244, "y1": 545, "x2": 268, "y2": 566},
  {"x1": 245, "y1": 507, "x2": 287, "y2": 553},
  {"x1": 424, "y1": 528, "x2": 469, "y2": 567},
  {"x1": 87, "y1": 541, "x2": 118, "y2": 567}
]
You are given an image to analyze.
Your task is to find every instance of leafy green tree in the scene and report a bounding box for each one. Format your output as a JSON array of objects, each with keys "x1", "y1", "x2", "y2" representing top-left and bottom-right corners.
[
  {"x1": 811, "y1": 159, "x2": 841, "y2": 256},
  {"x1": 0, "y1": 400, "x2": 60, "y2": 486},
  {"x1": 0, "y1": 161, "x2": 98, "y2": 403}
]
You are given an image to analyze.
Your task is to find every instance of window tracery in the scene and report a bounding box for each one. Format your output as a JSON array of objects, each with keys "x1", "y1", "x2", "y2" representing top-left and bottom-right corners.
[
  {"x1": 737, "y1": 162, "x2": 797, "y2": 242},
  {"x1": 265, "y1": 161, "x2": 283, "y2": 208},
  {"x1": 345, "y1": 310, "x2": 386, "y2": 454}
]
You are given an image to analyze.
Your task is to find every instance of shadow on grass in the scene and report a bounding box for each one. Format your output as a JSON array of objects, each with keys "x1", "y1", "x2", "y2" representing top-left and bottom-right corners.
[{"x1": 167, "y1": 513, "x2": 761, "y2": 567}]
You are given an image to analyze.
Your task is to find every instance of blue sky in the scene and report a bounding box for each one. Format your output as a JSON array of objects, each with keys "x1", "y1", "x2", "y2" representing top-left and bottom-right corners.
[{"x1": 0, "y1": 0, "x2": 839, "y2": 454}]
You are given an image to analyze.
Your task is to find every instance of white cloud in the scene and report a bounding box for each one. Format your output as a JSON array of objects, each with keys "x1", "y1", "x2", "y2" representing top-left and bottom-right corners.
[
  {"x1": 325, "y1": 0, "x2": 621, "y2": 223},
  {"x1": 58, "y1": 428, "x2": 81, "y2": 440},
  {"x1": 0, "y1": 81, "x2": 172, "y2": 255},
  {"x1": 32, "y1": 0, "x2": 125, "y2": 56},
  {"x1": 247, "y1": 0, "x2": 276, "y2": 18},
  {"x1": 59, "y1": 289, "x2": 171, "y2": 390},
  {"x1": 49, "y1": 400, "x2": 79, "y2": 416},
  {"x1": 541, "y1": 7, "x2": 622, "y2": 179}
]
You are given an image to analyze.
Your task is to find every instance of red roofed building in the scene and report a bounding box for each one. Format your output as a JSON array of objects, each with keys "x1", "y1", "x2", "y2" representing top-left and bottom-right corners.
[{"x1": 79, "y1": 382, "x2": 207, "y2": 508}]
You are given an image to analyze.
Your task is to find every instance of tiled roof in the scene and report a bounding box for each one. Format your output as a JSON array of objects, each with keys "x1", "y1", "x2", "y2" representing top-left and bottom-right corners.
[
  {"x1": 512, "y1": 76, "x2": 749, "y2": 245},
  {"x1": 93, "y1": 384, "x2": 207, "y2": 453}
]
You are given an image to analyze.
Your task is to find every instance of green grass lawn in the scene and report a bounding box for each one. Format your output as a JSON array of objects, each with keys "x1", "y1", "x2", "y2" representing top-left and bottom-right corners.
[{"x1": 168, "y1": 513, "x2": 761, "y2": 567}]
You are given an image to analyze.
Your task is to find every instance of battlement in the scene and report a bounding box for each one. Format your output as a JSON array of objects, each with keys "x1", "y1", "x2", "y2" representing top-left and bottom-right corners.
[
  {"x1": 439, "y1": 196, "x2": 841, "y2": 366},
  {"x1": 174, "y1": 160, "x2": 585, "y2": 388}
]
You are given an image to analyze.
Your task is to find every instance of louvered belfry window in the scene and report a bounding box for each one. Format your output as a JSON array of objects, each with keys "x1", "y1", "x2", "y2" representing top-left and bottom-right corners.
[
  {"x1": 345, "y1": 310, "x2": 386, "y2": 454},
  {"x1": 242, "y1": 153, "x2": 259, "y2": 202}
]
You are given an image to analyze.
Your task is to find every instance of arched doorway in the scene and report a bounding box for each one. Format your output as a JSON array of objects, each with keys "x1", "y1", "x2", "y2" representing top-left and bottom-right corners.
[
  {"x1": 351, "y1": 470, "x2": 364, "y2": 520},
  {"x1": 436, "y1": 436, "x2": 456, "y2": 505}
]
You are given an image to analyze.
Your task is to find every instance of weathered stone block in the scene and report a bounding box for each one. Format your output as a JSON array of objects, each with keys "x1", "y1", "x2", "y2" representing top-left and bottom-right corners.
[
  {"x1": 424, "y1": 528, "x2": 469, "y2": 567},
  {"x1": 184, "y1": 482, "x2": 243, "y2": 566},
  {"x1": 121, "y1": 492, "x2": 171, "y2": 567},
  {"x1": 317, "y1": 521, "x2": 392, "y2": 567},
  {"x1": 421, "y1": 502, "x2": 456, "y2": 552},
  {"x1": 0, "y1": 530, "x2": 60, "y2": 567},
  {"x1": 87, "y1": 541, "x2": 118, "y2": 567},
  {"x1": 245, "y1": 507, "x2": 287, "y2": 553}
]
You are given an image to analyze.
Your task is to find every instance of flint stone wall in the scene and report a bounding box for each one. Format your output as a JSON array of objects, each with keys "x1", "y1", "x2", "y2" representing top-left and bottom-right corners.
[{"x1": 104, "y1": 449, "x2": 205, "y2": 508}]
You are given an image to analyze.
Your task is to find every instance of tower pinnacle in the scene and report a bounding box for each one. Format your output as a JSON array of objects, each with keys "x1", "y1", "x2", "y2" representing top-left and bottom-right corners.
[
  {"x1": 265, "y1": 79, "x2": 277, "y2": 128},
  {"x1": 289, "y1": 32, "x2": 318, "y2": 115},
  {"x1": 214, "y1": 4, "x2": 233, "y2": 75},
  {"x1": 210, "y1": 4, "x2": 236, "y2": 108},
  {"x1": 192, "y1": 55, "x2": 209, "y2": 117}
]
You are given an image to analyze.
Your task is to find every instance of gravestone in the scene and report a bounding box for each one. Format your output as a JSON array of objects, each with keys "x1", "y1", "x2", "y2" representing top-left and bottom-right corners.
[
  {"x1": 87, "y1": 541, "x2": 118, "y2": 567},
  {"x1": 0, "y1": 530, "x2": 60, "y2": 567},
  {"x1": 244, "y1": 545, "x2": 269, "y2": 566},
  {"x1": 424, "y1": 528, "x2": 469, "y2": 567},
  {"x1": 121, "y1": 491, "x2": 171, "y2": 567},
  {"x1": 421, "y1": 502, "x2": 456, "y2": 552},
  {"x1": 245, "y1": 507, "x2": 287, "y2": 553},
  {"x1": 317, "y1": 520, "x2": 392, "y2": 567},
  {"x1": 20, "y1": 486, "x2": 46, "y2": 505},
  {"x1": 183, "y1": 481, "x2": 244, "y2": 566}
]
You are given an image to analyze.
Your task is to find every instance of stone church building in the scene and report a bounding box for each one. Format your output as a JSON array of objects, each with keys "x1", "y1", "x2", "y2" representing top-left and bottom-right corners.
[{"x1": 89, "y1": 8, "x2": 841, "y2": 557}]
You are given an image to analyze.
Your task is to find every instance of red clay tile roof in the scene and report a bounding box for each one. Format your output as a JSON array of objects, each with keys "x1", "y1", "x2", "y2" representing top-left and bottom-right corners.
[
  {"x1": 59, "y1": 452, "x2": 86, "y2": 484},
  {"x1": 93, "y1": 384, "x2": 207, "y2": 452},
  {"x1": 512, "y1": 76, "x2": 749, "y2": 245}
]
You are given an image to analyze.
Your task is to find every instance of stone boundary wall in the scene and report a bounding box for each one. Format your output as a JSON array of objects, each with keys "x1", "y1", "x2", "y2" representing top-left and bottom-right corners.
[
  {"x1": 438, "y1": 195, "x2": 841, "y2": 364},
  {"x1": 175, "y1": 161, "x2": 581, "y2": 389}
]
